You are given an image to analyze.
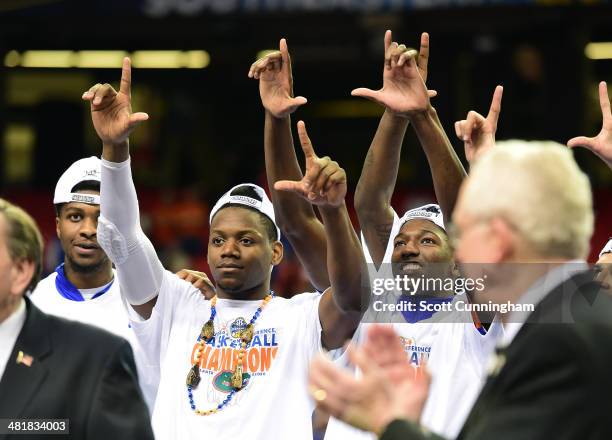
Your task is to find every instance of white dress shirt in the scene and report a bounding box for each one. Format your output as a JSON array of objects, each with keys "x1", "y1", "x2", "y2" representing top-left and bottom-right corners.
[{"x1": 0, "y1": 298, "x2": 26, "y2": 381}]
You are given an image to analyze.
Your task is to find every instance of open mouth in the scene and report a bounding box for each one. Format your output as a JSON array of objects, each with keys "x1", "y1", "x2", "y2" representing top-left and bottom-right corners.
[
  {"x1": 75, "y1": 243, "x2": 100, "y2": 249},
  {"x1": 401, "y1": 262, "x2": 422, "y2": 272},
  {"x1": 75, "y1": 243, "x2": 99, "y2": 250},
  {"x1": 74, "y1": 242, "x2": 100, "y2": 255}
]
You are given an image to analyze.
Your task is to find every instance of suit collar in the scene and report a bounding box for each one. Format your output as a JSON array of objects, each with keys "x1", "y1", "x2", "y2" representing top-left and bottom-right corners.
[
  {"x1": 457, "y1": 268, "x2": 601, "y2": 440},
  {"x1": 473, "y1": 269, "x2": 599, "y2": 385},
  {"x1": 499, "y1": 261, "x2": 589, "y2": 348},
  {"x1": 0, "y1": 297, "x2": 52, "y2": 421}
]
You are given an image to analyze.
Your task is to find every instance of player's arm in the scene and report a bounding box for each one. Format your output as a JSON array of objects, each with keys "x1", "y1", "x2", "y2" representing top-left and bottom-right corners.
[
  {"x1": 354, "y1": 109, "x2": 408, "y2": 268},
  {"x1": 353, "y1": 31, "x2": 433, "y2": 267},
  {"x1": 249, "y1": 39, "x2": 329, "y2": 291},
  {"x1": 409, "y1": 103, "x2": 466, "y2": 223},
  {"x1": 276, "y1": 121, "x2": 367, "y2": 350},
  {"x1": 82, "y1": 57, "x2": 162, "y2": 320}
]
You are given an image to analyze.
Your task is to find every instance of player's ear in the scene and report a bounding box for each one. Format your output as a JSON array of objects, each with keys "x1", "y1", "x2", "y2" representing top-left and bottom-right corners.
[{"x1": 271, "y1": 241, "x2": 283, "y2": 266}]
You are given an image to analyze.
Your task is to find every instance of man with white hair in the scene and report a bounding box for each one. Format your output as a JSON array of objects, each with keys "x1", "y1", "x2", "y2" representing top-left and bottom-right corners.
[{"x1": 309, "y1": 140, "x2": 612, "y2": 440}]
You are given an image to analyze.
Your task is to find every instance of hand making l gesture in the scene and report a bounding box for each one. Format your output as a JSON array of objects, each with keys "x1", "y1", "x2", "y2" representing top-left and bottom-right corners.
[
  {"x1": 82, "y1": 57, "x2": 149, "y2": 146},
  {"x1": 455, "y1": 85, "x2": 503, "y2": 164},
  {"x1": 568, "y1": 81, "x2": 612, "y2": 169},
  {"x1": 274, "y1": 121, "x2": 346, "y2": 207},
  {"x1": 248, "y1": 38, "x2": 307, "y2": 118},
  {"x1": 352, "y1": 30, "x2": 435, "y2": 118}
]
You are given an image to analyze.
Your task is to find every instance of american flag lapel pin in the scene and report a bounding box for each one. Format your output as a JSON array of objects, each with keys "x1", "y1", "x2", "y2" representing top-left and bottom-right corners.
[{"x1": 16, "y1": 351, "x2": 34, "y2": 367}]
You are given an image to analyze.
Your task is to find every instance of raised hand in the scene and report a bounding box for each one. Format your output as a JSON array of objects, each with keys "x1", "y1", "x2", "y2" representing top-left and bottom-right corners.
[
  {"x1": 568, "y1": 81, "x2": 612, "y2": 169},
  {"x1": 455, "y1": 85, "x2": 503, "y2": 164},
  {"x1": 82, "y1": 57, "x2": 149, "y2": 146},
  {"x1": 176, "y1": 269, "x2": 216, "y2": 300},
  {"x1": 274, "y1": 121, "x2": 346, "y2": 207},
  {"x1": 248, "y1": 38, "x2": 307, "y2": 118},
  {"x1": 351, "y1": 30, "x2": 435, "y2": 118},
  {"x1": 308, "y1": 327, "x2": 431, "y2": 436},
  {"x1": 361, "y1": 324, "x2": 416, "y2": 383}
]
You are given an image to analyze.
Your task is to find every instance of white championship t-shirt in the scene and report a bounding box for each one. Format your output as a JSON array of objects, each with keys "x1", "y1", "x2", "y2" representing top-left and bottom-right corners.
[
  {"x1": 131, "y1": 270, "x2": 323, "y2": 440},
  {"x1": 324, "y1": 209, "x2": 502, "y2": 440},
  {"x1": 30, "y1": 268, "x2": 157, "y2": 410}
]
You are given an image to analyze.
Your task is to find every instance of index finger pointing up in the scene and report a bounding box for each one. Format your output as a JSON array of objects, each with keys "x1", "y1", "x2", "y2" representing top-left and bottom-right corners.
[
  {"x1": 280, "y1": 38, "x2": 291, "y2": 75},
  {"x1": 487, "y1": 85, "x2": 503, "y2": 124},
  {"x1": 120, "y1": 57, "x2": 132, "y2": 96},
  {"x1": 384, "y1": 29, "x2": 392, "y2": 53},
  {"x1": 297, "y1": 120, "x2": 317, "y2": 160},
  {"x1": 417, "y1": 32, "x2": 430, "y2": 82},
  {"x1": 599, "y1": 81, "x2": 611, "y2": 123}
]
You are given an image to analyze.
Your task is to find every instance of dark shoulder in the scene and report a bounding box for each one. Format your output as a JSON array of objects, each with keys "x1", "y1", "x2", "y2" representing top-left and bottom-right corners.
[
  {"x1": 524, "y1": 273, "x2": 612, "y2": 369},
  {"x1": 568, "y1": 276, "x2": 612, "y2": 324},
  {"x1": 517, "y1": 271, "x2": 612, "y2": 357},
  {"x1": 533, "y1": 270, "x2": 612, "y2": 325}
]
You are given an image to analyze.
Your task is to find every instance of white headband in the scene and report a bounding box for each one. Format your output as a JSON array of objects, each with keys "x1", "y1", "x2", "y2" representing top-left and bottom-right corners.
[
  {"x1": 54, "y1": 156, "x2": 101, "y2": 205},
  {"x1": 399, "y1": 203, "x2": 445, "y2": 232},
  {"x1": 68, "y1": 193, "x2": 100, "y2": 205},
  {"x1": 209, "y1": 183, "x2": 281, "y2": 240},
  {"x1": 600, "y1": 238, "x2": 612, "y2": 259}
]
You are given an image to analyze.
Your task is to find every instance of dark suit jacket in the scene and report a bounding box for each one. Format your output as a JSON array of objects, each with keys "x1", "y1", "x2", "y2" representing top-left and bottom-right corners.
[
  {"x1": 0, "y1": 298, "x2": 153, "y2": 440},
  {"x1": 380, "y1": 270, "x2": 612, "y2": 440}
]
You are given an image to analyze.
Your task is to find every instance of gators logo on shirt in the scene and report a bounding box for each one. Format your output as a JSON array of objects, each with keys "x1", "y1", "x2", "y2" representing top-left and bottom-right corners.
[{"x1": 213, "y1": 371, "x2": 252, "y2": 392}]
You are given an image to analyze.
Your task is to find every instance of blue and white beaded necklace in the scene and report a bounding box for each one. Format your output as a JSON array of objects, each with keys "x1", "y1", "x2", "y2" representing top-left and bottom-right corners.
[{"x1": 185, "y1": 290, "x2": 275, "y2": 416}]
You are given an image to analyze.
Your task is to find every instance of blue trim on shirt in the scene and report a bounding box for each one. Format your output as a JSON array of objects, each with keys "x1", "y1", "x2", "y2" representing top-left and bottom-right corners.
[{"x1": 54, "y1": 263, "x2": 114, "y2": 302}]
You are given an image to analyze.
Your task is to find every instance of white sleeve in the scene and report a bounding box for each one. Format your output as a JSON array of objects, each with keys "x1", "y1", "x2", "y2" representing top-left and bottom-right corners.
[
  {"x1": 359, "y1": 208, "x2": 401, "y2": 265},
  {"x1": 288, "y1": 292, "x2": 324, "y2": 360},
  {"x1": 360, "y1": 209, "x2": 401, "y2": 295},
  {"x1": 125, "y1": 271, "x2": 177, "y2": 366},
  {"x1": 126, "y1": 271, "x2": 202, "y2": 392},
  {"x1": 98, "y1": 157, "x2": 164, "y2": 305}
]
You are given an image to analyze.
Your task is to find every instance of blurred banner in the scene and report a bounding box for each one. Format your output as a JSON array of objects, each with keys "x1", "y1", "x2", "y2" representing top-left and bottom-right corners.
[
  {"x1": 141, "y1": 0, "x2": 609, "y2": 15},
  {"x1": 6, "y1": 0, "x2": 610, "y2": 17}
]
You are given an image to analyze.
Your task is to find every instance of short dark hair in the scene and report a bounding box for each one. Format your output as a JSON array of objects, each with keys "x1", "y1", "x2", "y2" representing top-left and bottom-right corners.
[
  {"x1": 217, "y1": 185, "x2": 278, "y2": 242},
  {"x1": 54, "y1": 180, "x2": 100, "y2": 217}
]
